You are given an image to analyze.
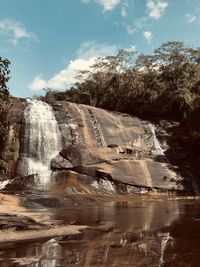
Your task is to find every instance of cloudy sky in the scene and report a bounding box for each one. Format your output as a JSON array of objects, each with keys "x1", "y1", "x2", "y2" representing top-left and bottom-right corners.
[{"x1": 0, "y1": 0, "x2": 199, "y2": 97}]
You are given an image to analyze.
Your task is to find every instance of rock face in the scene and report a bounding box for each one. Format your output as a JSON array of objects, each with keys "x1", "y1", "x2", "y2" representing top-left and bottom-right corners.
[
  {"x1": 6, "y1": 98, "x2": 189, "y2": 193},
  {"x1": 2, "y1": 97, "x2": 25, "y2": 177},
  {"x1": 47, "y1": 100, "x2": 184, "y2": 193}
]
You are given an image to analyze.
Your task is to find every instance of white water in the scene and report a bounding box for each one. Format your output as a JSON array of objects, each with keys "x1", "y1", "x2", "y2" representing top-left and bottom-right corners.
[
  {"x1": 149, "y1": 124, "x2": 165, "y2": 156},
  {"x1": 158, "y1": 232, "x2": 171, "y2": 267},
  {"x1": 92, "y1": 179, "x2": 116, "y2": 193},
  {"x1": 0, "y1": 180, "x2": 10, "y2": 189},
  {"x1": 18, "y1": 99, "x2": 61, "y2": 185}
]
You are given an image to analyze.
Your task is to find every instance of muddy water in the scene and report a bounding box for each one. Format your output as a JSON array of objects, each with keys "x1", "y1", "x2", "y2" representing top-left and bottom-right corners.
[{"x1": 0, "y1": 191, "x2": 200, "y2": 266}]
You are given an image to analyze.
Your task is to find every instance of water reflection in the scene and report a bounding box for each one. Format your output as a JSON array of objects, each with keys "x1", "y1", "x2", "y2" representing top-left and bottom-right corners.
[
  {"x1": 50, "y1": 200, "x2": 180, "y2": 232},
  {"x1": 35, "y1": 238, "x2": 61, "y2": 267},
  {"x1": 0, "y1": 199, "x2": 183, "y2": 267},
  {"x1": 158, "y1": 232, "x2": 171, "y2": 267}
]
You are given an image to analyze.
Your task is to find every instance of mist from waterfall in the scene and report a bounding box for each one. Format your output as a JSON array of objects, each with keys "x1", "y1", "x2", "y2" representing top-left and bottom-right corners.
[{"x1": 18, "y1": 99, "x2": 61, "y2": 185}]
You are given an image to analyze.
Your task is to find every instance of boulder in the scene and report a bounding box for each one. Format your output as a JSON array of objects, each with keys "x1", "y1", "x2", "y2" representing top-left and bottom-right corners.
[{"x1": 51, "y1": 154, "x2": 73, "y2": 170}]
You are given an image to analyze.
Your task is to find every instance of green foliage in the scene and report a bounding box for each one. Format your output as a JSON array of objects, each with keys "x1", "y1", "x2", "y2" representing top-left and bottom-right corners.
[{"x1": 43, "y1": 42, "x2": 200, "y2": 128}]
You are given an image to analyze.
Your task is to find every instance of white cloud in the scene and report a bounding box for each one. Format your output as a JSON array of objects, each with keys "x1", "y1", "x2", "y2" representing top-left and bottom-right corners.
[
  {"x1": 185, "y1": 13, "x2": 196, "y2": 23},
  {"x1": 126, "y1": 25, "x2": 135, "y2": 35},
  {"x1": 121, "y1": 1, "x2": 129, "y2": 17},
  {"x1": 29, "y1": 42, "x2": 118, "y2": 91},
  {"x1": 29, "y1": 58, "x2": 96, "y2": 91},
  {"x1": 76, "y1": 41, "x2": 118, "y2": 59},
  {"x1": 146, "y1": 0, "x2": 168, "y2": 20},
  {"x1": 99, "y1": 0, "x2": 121, "y2": 10},
  {"x1": 121, "y1": 6, "x2": 127, "y2": 17},
  {"x1": 126, "y1": 16, "x2": 149, "y2": 35},
  {"x1": 143, "y1": 31, "x2": 153, "y2": 42},
  {"x1": 29, "y1": 75, "x2": 48, "y2": 91},
  {"x1": 0, "y1": 18, "x2": 37, "y2": 44},
  {"x1": 81, "y1": 0, "x2": 121, "y2": 11}
]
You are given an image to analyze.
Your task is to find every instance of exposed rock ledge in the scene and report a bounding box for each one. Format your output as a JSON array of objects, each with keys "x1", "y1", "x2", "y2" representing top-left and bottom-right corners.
[
  {"x1": 6, "y1": 98, "x2": 192, "y2": 194},
  {"x1": 48, "y1": 101, "x2": 186, "y2": 194}
]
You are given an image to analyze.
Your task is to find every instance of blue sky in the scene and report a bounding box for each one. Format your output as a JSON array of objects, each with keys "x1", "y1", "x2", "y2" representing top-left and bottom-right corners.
[{"x1": 0, "y1": 0, "x2": 200, "y2": 97}]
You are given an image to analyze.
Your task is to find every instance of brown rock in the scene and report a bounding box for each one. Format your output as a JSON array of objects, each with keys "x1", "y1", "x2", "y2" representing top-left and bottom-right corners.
[
  {"x1": 51, "y1": 101, "x2": 183, "y2": 192},
  {"x1": 51, "y1": 154, "x2": 73, "y2": 170}
]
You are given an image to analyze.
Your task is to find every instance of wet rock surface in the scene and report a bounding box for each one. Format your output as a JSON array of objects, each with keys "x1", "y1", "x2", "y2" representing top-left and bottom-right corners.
[
  {"x1": 49, "y1": 101, "x2": 184, "y2": 193},
  {"x1": 0, "y1": 213, "x2": 43, "y2": 231},
  {"x1": 4, "y1": 174, "x2": 36, "y2": 191}
]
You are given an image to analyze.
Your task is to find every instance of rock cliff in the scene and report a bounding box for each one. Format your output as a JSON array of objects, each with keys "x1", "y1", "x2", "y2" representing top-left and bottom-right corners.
[
  {"x1": 48, "y1": 100, "x2": 185, "y2": 194},
  {"x1": 5, "y1": 98, "x2": 193, "y2": 194},
  {"x1": 0, "y1": 97, "x2": 25, "y2": 178}
]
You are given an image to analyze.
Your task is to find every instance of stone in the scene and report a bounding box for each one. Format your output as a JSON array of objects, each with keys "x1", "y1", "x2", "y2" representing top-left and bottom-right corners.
[
  {"x1": 51, "y1": 154, "x2": 73, "y2": 170},
  {"x1": 0, "y1": 213, "x2": 43, "y2": 230}
]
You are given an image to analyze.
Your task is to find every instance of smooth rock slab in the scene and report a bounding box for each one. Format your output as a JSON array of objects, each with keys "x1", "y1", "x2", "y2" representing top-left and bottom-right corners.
[{"x1": 49, "y1": 101, "x2": 185, "y2": 192}]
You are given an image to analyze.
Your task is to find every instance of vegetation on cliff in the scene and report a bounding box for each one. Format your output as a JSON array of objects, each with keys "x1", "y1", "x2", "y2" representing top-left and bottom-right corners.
[
  {"x1": 0, "y1": 57, "x2": 10, "y2": 173},
  {"x1": 44, "y1": 41, "x2": 200, "y2": 128}
]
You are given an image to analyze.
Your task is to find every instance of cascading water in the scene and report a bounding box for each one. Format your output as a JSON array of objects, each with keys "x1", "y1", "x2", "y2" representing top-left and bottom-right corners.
[
  {"x1": 149, "y1": 124, "x2": 164, "y2": 156},
  {"x1": 18, "y1": 99, "x2": 61, "y2": 185}
]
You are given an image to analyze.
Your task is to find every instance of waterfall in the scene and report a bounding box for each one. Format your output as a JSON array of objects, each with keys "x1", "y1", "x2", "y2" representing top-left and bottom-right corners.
[
  {"x1": 149, "y1": 124, "x2": 164, "y2": 156},
  {"x1": 18, "y1": 99, "x2": 61, "y2": 185}
]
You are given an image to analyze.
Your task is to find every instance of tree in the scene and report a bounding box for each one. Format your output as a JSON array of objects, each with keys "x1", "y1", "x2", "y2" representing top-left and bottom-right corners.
[
  {"x1": 43, "y1": 41, "x2": 200, "y2": 126},
  {"x1": 92, "y1": 49, "x2": 136, "y2": 110},
  {"x1": 153, "y1": 42, "x2": 200, "y2": 120}
]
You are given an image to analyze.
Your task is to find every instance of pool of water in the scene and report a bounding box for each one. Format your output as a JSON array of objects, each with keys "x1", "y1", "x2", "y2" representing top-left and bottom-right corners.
[{"x1": 0, "y1": 188, "x2": 200, "y2": 267}]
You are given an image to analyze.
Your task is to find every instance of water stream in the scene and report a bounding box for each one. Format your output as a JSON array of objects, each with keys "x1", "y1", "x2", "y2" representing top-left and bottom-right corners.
[{"x1": 18, "y1": 99, "x2": 61, "y2": 185}]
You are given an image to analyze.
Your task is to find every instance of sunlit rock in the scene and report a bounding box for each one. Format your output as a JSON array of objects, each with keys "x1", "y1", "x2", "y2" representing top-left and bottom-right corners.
[{"x1": 50, "y1": 101, "x2": 184, "y2": 193}]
